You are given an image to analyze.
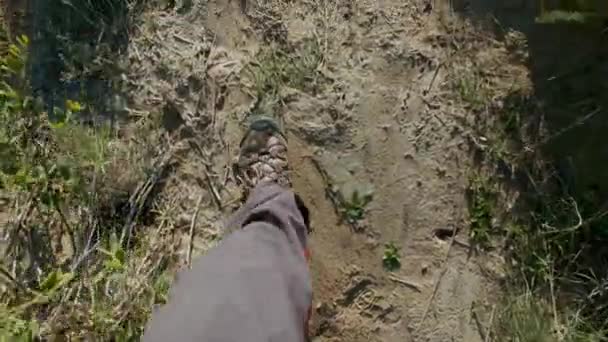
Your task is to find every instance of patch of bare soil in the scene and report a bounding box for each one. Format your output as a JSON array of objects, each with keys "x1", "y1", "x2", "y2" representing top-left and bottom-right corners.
[{"x1": 124, "y1": 0, "x2": 525, "y2": 340}]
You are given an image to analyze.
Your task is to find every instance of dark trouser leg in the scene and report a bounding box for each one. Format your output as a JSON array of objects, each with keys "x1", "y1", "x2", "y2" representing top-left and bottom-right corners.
[{"x1": 144, "y1": 183, "x2": 312, "y2": 342}]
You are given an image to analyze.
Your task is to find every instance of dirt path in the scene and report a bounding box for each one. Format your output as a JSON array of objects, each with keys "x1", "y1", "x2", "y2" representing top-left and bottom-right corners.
[
  {"x1": 126, "y1": 0, "x2": 508, "y2": 341},
  {"x1": 280, "y1": 3, "x2": 501, "y2": 340}
]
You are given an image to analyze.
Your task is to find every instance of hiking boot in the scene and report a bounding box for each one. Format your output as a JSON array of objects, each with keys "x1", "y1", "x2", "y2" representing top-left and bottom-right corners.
[{"x1": 233, "y1": 117, "x2": 291, "y2": 193}]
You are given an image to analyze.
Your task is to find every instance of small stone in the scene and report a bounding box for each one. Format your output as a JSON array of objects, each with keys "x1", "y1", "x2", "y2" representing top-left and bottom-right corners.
[
  {"x1": 365, "y1": 236, "x2": 379, "y2": 248},
  {"x1": 421, "y1": 263, "x2": 429, "y2": 275},
  {"x1": 436, "y1": 167, "x2": 447, "y2": 177}
]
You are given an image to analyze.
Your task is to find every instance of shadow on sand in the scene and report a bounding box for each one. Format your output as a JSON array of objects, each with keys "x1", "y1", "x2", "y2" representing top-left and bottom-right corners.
[{"x1": 457, "y1": 0, "x2": 608, "y2": 209}]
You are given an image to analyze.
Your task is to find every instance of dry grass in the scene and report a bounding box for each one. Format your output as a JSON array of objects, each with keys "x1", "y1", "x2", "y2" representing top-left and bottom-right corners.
[
  {"x1": 0, "y1": 85, "x2": 178, "y2": 340},
  {"x1": 446, "y1": 15, "x2": 608, "y2": 341},
  {"x1": 0, "y1": 2, "x2": 194, "y2": 339},
  {"x1": 462, "y1": 64, "x2": 608, "y2": 342}
]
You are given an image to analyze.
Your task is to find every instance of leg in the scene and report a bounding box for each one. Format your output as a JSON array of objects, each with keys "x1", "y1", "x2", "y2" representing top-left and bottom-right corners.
[
  {"x1": 144, "y1": 183, "x2": 311, "y2": 342},
  {"x1": 144, "y1": 118, "x2": 312, "y2": 341}
]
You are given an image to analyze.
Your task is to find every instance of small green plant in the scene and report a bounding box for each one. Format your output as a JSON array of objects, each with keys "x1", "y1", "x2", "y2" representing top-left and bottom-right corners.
[
  {"x1": 468, "y1": 79, "x2": 608, "y2": 340},
  {"x1": 99, "y1": 233, "x2": 127, "y2": 272},
  {"x1": 383, "y1": 242, "x2": 401, "y2": 271},
  {"x1": 495, "y1": 290, "x2": 608, "y2": 342},
  {"x1": 250, "y1": 39, "x2": 323, "y2": 94},
  {"x1": 537, "y1": 10, "x2": 590, "y2": 24},
  {"x1": 0, "y1": 312, "x2": 39, "y2": 341},
  {"x1": 341, "y1": 189, "x2": 373, "y2": 224},
  {"x1": 537, "y1": 0, "x2": 606, "y2": 24},
  {"x1": 496, "y1": 292, "x2": 555, "y2": 342},
  {"x1": 454, "y1": 72, "x2": 488, "y2": 111},
  {"x1": 248, "y1": 39, "x2": 324, "y2": 116},
  {"x1": 468, "y1": 175, "x2": 496, "y2": 249}
]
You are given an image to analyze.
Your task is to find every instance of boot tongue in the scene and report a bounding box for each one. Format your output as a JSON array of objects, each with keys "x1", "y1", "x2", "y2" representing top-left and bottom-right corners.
[
  {"x1": 250, "y1": 117, "x2": 280, "y2": 132},
  {"x1": 242, "y1": 133, "x2": 266, "y2": 153}
]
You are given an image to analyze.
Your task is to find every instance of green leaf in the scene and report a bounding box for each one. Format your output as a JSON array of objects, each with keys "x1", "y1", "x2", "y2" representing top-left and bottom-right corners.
[
  {"x1": 39, "y1": 191, "x2": 61, "y2": 207},
  {"x1": 49, "y1": 120, "x2": 65, "y2": 129},
  {"x1": 109, "y1": 232, "x2": 120, "y2": 252},
  {"x1": 0, "y1": 143, "x2": 19, "y2": 175},
  {"x1": 100, "y1": 243, "x2": 127, "y2": 272},
  {"x1": 351, "y1": 190, "x2": 361, "y2": 205},
  {"x1": 13, "y1": 168, "x2": 30, "y2": 187},
  {"x1": 98, "y1": 247, "x2": 113, "y2": 258},
  {"x1": 115, "y1": 247, "x2": 126, "y2": 265},
  {"x1": 154, "y1": 273, "x2": 172, "y2": 305},
  {"x1": 65, "y1": 99, "x2": 83, "y2": 113},
  {"x1": 39, "y1": 271, "x2": 60, "y2": 292},
  {"x1": 39, "y1": 270, "x2": 73, "y2": 293},
  {"x1": 347, "y1": 208, "x2": 363, "y2": 221},
  {"x1": 50, "y1": 107, "x2": 72, "y2": 129},
  {"x1": 56, "y1": 163, "x2": 72, "y2": 181},
  {"x1": 22, "y1": 96, "x2": 31, "y2": 110},
  {"x1": 0, "y1": 86, "x2": 18, "y2": 100},
  {"x1": 382, "y1": 243, "x2": 401, "y2": 271},
  {"x1": 16, "y1": 35, "x2": 29, "y2": 47},
  {"x1": 103, "y1": 258, "x2": 125, "y2": 272},
  {"x1": 8, "y1": 44, "x2": 21, "y2": 58}
]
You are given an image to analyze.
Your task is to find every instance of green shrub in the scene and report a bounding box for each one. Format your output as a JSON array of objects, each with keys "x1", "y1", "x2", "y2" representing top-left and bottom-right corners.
[{"x1": 0, "y1": 27, "x2": 171, "y2": 340}]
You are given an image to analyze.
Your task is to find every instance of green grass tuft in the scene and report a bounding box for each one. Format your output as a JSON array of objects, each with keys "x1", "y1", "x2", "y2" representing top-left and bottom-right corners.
[
  {"x1": 341, "y1": 189, "x2": 373, "y2": 224},
  {"x1": 383, "y1": 242, "x2": 401, "y2": 272},
  {"x1": 247, "y1": 39, "x2": 324, "y2": 117},
  {"x1": 454, "y1": 72, "x2": 489, "y2": 112},
  {"x1": 0, "y1": 19, "x2": 173, "y2": 339},
  {"x1": 496, "y1": 292, "x2": 555, "y2": 342},
  {"x1": 468, "y1": 174, "x2": 497, "y2": 249}
]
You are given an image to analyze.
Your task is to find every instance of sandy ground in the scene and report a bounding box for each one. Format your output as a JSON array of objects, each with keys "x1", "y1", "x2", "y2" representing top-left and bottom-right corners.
[
  {"x1": 2, "y1": 0, "x2": 606, "y2": 339},
  {"x1": 124, "y1": 0, "x2": 520, "y2": 340}
]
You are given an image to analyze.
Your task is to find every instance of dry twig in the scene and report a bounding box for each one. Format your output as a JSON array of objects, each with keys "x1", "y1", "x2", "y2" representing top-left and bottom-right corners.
[
  {"x1": 485, "y1": 305, "x2": 496, "y2": 342},
  {"x1": 542, "y1": 197, "x2": 582, "y2": 234},
  {"x1": 550, "y1": 267, "x2": 564, "y2": 341},
  {"x1": 3, "y1": 197, "x2": 34, "y2": 258},
  {"x1": 0, "y1": 264, "x2": 25, "y2": 292},
  {"x1": 416, "y1": 226, "x2": 457, "y2": 333},
  {"x1": 204, "y1": 169, "x2": 222, "y2": 210},
  {"x1": 389, "y1": 275, "x2": 422, "y2": 292},
  {"x1": 121, "y1": 149, "x2": 173, "y2": 248},
  {"x1": 56, "y1": 206, "x2": 77, "y2": 255},
  {"x1": 471, "y1": 302, "x2": 496, "y2": 342},
  {"x1": 187, "y1": 194, "x2": 204, "y2": 268},
  {"x1": 472, "y1": 306, "x2": 487, "y2": 341},
  {"x1": 425, "y1": 61, "x2": 445, "y2": 94},
  {"x1": 173, "y1": 33, "x2": 195, "y2": 45},
  {"x1": 540, "y1": 107, "x2": 601, "y2": 146},
  {"x1": 185, "y1": 138, "x2": 223, "y2": 209}
]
